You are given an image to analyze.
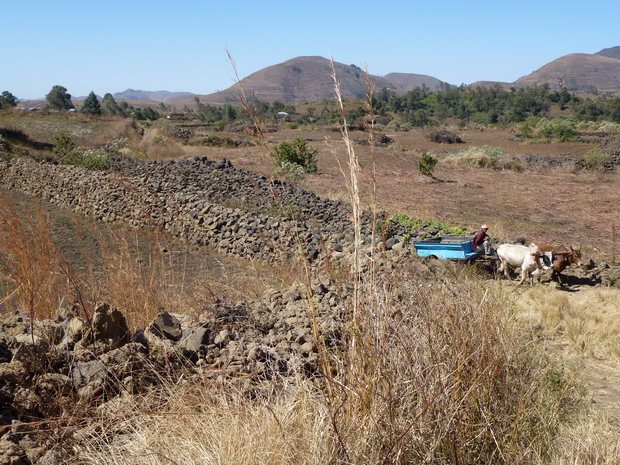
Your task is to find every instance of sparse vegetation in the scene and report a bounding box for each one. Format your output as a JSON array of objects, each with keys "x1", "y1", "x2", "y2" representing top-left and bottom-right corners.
[
  {"x1": 270, "y1": 137, "x2": 318, "y2": 174},
  {"x1": 2, "y1": 71, "x2": 620, "y2": 464},
  {"x1": 579, "y1": 147, "x2": 610, "y2": 171},
  {"x1": 60, "y1": 146, "x2": 112, "y2": 170}
]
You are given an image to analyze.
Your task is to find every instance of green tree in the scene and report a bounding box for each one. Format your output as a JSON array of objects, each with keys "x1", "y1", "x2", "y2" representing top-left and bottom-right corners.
[
  {"x1": 45, "y1": 85, "x2": 74, "y2": 111},
  {"x1": 132, "y1": 106, "x2": 159, "y2": 121},
  {"x1": 0, "y1": 91, "x2": 19, "y2": 109},
  {"x1": 101, "y1": 93, "x2": 122, "y2": 116},
  {"x1": 573, "y1": 98, "x2": 603, "y2": 121},
  {"x1": 418, "y1": 152, "x2": 438, "y2": 177},
  {"x1": 223, "y1": 103, "x2": 236, "y2": 121},
  {"x1": 604, "y1": 97, "x2": 620, "y2": 123},
  {"x1": 80, "y1": 91, "x2": 102, "y2": 115}
]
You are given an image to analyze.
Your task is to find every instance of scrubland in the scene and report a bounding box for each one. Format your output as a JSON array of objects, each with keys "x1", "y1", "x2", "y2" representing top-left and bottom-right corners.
[{"x1": 2, "y1": 88, "x2": 620, "y2": 463}]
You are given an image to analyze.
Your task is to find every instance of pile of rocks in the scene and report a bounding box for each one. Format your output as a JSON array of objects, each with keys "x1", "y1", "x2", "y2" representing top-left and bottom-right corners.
[{"x1": 0, "y1": 271, "x2": 358, "y2": 462}]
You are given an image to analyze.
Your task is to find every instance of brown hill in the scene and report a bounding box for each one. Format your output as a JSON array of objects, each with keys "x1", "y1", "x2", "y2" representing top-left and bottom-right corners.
[
  {"x1": 595, "y1": 46, "x2": 620, "y2": 60},
  {"x1": 514, "y1": 53, "x2": 620, "y2": 91},
  {"x1": 70, "y1": 46, "x2": 620, "y2": 110},
  {"x1": 382, "y1": 72, "x2": 447, "y2": 92},
  {"x1": 171, "y1": 56, "x2": 399, "y2": 106},
  {"x1": 466, "y1": 81, "x2": 513, "y2": 90}
]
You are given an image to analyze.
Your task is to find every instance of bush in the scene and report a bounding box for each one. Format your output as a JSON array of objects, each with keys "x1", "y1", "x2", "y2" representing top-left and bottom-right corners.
[
  {"x1": 579, "y1": 148, "x2": 609, "y2": 171},
  {"x1": 554, "y1": 124, "x2": 577, "y2": 142},
  {"x1": 52, "y1": 132, "x2": 76, "y2": 157},
  {"x1": 270, "y1": 137, "x2": 318, "y2": 173},
  {"x1": 417, "y1": 152, "x2": 438, "y2": 177},
  {"x1": 60, "y1": 147, "x2": 112, "y2": 170},
  {"x1": 273, "y1": 161, "x2": 309, "y2": 183}
]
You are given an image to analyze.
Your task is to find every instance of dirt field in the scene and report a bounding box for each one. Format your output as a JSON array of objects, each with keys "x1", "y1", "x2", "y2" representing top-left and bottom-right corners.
[{"x1": 179, "y1": 125, "x2": 620, "y2": 263}]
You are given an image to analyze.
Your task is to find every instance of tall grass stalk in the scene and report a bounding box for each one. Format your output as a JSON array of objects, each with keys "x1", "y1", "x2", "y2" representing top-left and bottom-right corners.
[
  {"x1": 226, "y1": 50, "x2": 337, "y2": 402},
  {"x1": 329, "y1": 57, "x2": 362, "y2": 324}
]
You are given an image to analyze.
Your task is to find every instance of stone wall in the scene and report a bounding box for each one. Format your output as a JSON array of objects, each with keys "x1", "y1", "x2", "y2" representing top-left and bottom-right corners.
[{"x1": 0, "y1": 157, "x2": 378, "y2": 263}]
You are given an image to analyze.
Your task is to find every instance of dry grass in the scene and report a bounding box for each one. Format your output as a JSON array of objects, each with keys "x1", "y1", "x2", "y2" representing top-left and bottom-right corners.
[
  {"x1": 549, "y1": 412, "x2": 620, "y2": 465},
  {"x1": 0, "y1": 190, "x2": 291, "y2": 331},
  {"x1": 4, "y1": 77, "x2": 620, "y2": 463},
  {"x1": 67, "y1": 276, "x2": 583, "y2": 464},
  {"x1": 71, "y1": 381, "x2": 336, "y2": 464},
  {"x1": 517, "y1": 286, "x2": 620, "y2": 361},
  {"x1": 129, "y1": 126, "x2": 187, "y2": 161},
  {"x1": 0, "y1": 194, "x2": 88, "y2": 321}
]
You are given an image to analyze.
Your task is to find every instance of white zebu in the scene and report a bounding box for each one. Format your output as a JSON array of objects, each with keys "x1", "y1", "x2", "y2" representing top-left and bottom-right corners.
[{"x1": 496, "y1": 243, "x2": 546, "y2": 286}]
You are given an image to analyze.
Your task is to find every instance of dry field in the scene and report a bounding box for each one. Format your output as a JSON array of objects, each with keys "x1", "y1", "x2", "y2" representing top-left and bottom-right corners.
[
  {"x1": 3, "y1": 114, "x2": 620, "y2": 462},
  {"x1": 182, "y1": 124, "x2": 619, "y2": 263}
]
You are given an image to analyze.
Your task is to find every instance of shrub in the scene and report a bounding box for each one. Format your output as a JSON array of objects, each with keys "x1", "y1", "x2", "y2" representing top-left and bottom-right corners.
[
  {"x1": 579, "y1": 148, "x2": 609, "y2": 171},
  {"x1": 60, "y1": 147, "x2": 112, "y2": 170},
  {"x1": 270, "y1": 137, "x2": 318, "y2": 173},
  {"x1": 554, "y1": 124, "x2": 577, "y2": 142},
  {"x1": 417, "y1": 152, "x2": 438, "y2": 177},
  {"x1": 52, "y1": 132, "x2": 76, "y2": 157},
  {"x1": 273, "y1": 161, "x2": 309, "y2": 183},
  {"x1": 212, "y1": 120, "x2": 227, "y2": 131}
]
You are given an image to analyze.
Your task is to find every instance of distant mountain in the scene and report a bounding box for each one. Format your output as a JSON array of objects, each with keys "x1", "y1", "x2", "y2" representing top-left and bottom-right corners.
[
  {"x1": 514, "y1": 52, "x2": 620, "y2": 91},
  {"x1": 70, "y1": 47, "x2": 620, "y2": 109},
  {"x1": 192, "y1": 56, "x2": 403, "y2": 106},
  {"x1": 466, "y1": 81, "x2": 513, "y2": 90},
  {"x1": 382, "y1": 72, "x2": 447, "y2": 92},
  {"x1": 112, "y1": 89, "x2": 197, "y2": 102},
  {"x1": 595, "y1": 46, "x2": 620, "y2": 60}
]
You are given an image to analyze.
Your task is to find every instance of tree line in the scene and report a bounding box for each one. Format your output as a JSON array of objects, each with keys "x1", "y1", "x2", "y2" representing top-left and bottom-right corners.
[
  {"x1": 3, "y1": 83, "x2": 620, "y2": 126},
  {"x1": 371, "y1": 83, "x2": 620, "y2": 125}
]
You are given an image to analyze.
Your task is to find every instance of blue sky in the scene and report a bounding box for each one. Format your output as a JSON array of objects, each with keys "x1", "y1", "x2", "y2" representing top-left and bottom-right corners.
[{"x1": 4, "y1": 0, "x2": 619, "y2": 100}]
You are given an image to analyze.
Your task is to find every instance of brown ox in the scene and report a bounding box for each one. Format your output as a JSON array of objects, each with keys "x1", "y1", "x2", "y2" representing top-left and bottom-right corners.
[{"x1": 534, "y1": 244, "x2": 583, "y2": 285}]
